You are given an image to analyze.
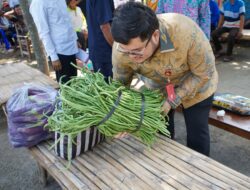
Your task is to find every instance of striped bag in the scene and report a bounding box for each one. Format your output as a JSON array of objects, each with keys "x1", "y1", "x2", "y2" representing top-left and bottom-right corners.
[{"x1": 54, "y1": 126, "x2": 105, "y2": 160}]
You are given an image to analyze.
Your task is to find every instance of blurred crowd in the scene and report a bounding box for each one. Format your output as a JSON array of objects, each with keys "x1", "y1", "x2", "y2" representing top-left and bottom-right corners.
[{"x1": 0, "y1": 0, "x2": 27, "y2": 53}]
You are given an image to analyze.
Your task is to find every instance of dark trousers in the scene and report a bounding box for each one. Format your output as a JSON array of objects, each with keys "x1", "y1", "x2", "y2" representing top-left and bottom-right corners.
[
  {"x1": 55, "y1": 54, "x2": 77, "y2": 84},
  {"x1": 93, "y1": 61, "x2": 113, "y2": 82},
  {"x1": 167, "y1": 95, "x2": 214, "y2": 156},
  {"x1": 212, "y1": 27, "x2": 239, "y2": 56}
]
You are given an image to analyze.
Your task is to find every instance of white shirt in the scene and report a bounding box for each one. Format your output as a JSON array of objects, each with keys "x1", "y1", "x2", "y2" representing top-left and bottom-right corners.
[
  {"x1": 0, "y1": 17, "x2": 10, "y2": 28},
  {"x1": 30, "y1": 0, "x2": 78, "y2": 61},
  {"x1": 8, "y1": 0, "x2": 19, "y2": 8},
  {"x1": 67, "y1": 6, "x2": 87, "y2": 32}
]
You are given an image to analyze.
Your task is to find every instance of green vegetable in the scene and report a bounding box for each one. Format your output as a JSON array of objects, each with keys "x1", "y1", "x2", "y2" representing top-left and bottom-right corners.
[{"x1": 45, "y1": 68, "x2": 170, "y2": 146}]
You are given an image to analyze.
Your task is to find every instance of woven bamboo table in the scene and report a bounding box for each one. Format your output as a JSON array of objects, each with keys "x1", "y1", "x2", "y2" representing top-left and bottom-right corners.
[{"x1": 29, "y1": 136, "x2": 250, "y2": 190}]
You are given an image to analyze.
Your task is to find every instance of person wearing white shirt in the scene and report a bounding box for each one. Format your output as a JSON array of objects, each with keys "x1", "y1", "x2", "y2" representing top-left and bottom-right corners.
[
  {"x1": 66, "y1": 0, "x2": 88, "y2": 50},
  {"x1": 30, "y1": 0, "x2": 78, "y2": 83}
]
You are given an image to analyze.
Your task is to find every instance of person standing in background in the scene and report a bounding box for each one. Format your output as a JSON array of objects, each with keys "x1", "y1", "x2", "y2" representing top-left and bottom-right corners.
[
  {"x1": 30, "y1": 0, "x2": 78, "y2": 83},
  {"x1": 86, "y1": 0, "x2": 114, "y2": 81},
  {"x1": 155, "y1": 0, "x2": 211, "y2": 39},
  {"x1": 76, "y1": 0, "x2": 87, "y2": 19},
  {"x1": 66, "y1": 0, "x2": 88, "y2": 50}
]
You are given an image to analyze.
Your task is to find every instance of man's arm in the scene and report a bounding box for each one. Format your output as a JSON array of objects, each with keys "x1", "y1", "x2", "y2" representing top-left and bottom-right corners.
[
  {"x1": 237, "y1": 15, "x2": 245, "y2": 38},
  {"x1": 100, "y1": 23, "x2": 113, "y2": 46},
  {"x1": 237, "y1": 2, "x2": 246, "y2": 38},
  {"x1": 95, "y1": 0, "x2": 114, "y2": 47},
  {"x1": 217, "y1": 14, "x2": 224, "y2": 28},
  {"x1": 3, "y1": 9, "x2": 14, "y2": 19}
]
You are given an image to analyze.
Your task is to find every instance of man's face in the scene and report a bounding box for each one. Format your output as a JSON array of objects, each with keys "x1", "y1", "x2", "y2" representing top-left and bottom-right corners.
[
  {"x1": 117, "y1": 30, "x2": 160, "y2": 64},
  {"x1": 14, "y1": 7, "x2": 22, "y2": 16}
]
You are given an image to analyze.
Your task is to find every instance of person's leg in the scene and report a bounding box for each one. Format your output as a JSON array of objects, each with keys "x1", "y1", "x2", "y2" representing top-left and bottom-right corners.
[
  {"x1": 0, "y1": 29, "x2": 10, "y2": 50},
  {"x1": 5, "y1": 31, "x2": 15, "y2": 47},
  {"x1": 225, "y1": 28, "x2": 239, "y2": 60},
  {"x1": 166, "y1": 109, "x2": 175, "y2": 139},
  {"x1": 183, "y1": 95, "x2": 214, "y2": 156},
  {"x1": 56, "y1": 54, "x2": 77, "y2": 84},
  {"x1": 211, "y1": 27, "x2": 229, "y2": 54}
]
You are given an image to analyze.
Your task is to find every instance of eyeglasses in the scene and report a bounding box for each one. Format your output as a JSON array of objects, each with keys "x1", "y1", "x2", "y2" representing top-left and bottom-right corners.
[{"x1": 116, "y1": 35, "x2": 152, "y2": 56}]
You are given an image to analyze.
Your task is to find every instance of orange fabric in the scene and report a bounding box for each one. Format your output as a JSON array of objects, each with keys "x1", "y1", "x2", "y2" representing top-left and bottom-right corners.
[{"x1": 146, "y1": 0, "x2": 158, "y2": 11}]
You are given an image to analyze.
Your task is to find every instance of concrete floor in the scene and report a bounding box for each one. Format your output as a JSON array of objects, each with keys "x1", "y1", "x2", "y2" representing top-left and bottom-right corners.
[{"x1": 0, "y1": 44, "x2": 249, "y2": 190}]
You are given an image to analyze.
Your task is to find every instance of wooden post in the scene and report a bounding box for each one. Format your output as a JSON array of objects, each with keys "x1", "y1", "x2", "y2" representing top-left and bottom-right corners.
[{"x1": 19, "y1": 0, "x2": 50, "y2": 76}]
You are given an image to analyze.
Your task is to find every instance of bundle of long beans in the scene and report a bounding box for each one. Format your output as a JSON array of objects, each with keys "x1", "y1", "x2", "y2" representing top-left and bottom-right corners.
[{"x1": 45, "y1": 68, "x2": 169, "y2": 145}]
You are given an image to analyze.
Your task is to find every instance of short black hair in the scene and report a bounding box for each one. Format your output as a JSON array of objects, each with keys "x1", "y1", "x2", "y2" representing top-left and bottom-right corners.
[
  {"x1": 13, "y1": 4, "x2": 20, "y2": 9},
  {"x1": 111, "y1": 2, "x2": 159, "y2": 45}
]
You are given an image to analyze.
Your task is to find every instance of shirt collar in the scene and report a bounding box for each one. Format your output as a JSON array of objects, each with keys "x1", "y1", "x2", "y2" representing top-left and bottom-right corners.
[{"x1": 159, "y1": 19, "x2": 175, "y2": 53}]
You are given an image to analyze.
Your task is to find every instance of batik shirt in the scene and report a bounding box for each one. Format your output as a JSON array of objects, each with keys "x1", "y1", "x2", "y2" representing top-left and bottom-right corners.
[
  {"x1": 156, "y1": 0, "x2": 211, "y2": 39},
  {"x1": 112, "y1": 13, "x2": 218, "y2": 109}
]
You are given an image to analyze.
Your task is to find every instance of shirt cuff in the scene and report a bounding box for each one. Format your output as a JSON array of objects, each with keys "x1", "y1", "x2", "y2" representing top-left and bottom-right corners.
[
  {"x1": 50, "y1": 53, "x2": 59, "y2": 62},
  {"x1": 167, "y1": 94, "x2": 182, "y2": 109}
]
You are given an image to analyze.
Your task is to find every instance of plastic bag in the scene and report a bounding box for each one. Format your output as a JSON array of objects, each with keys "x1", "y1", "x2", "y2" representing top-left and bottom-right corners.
[
  {"x1": 213, "y1": 93, "x2": 250, "y2": 115},
  {"x1": 6, "y1": 84, "x2": 58, "y2": 147}
]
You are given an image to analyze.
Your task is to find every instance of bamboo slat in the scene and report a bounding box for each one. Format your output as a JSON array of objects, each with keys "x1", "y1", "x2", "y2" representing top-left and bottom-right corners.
[
  {"x1": 37, "y1": 144, "x2": 89, "y2": 190},
  {"x1": 29, "y1": 135, "x2": 250, "y2": 190},
  {"x1": 160, "y1": 136, "x2": 250, "y2": 182}
]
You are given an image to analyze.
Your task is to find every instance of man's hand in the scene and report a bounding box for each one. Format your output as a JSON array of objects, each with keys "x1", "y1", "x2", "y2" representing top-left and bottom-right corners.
[
  {"x1": 52, "y1": 59, "x2": 62, "y2": 71},
  {"x1": 162, "y1": 100, "x2": 171, "y2": 115},
  {"x1": 236, "y1": 31, "x2": 243, "y2": 39}
]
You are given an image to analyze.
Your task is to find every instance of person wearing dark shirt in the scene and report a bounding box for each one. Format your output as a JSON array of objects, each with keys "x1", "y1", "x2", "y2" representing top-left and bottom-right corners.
[{"x1": 86, "y1": 0, "x2": 114, "y2": 81}]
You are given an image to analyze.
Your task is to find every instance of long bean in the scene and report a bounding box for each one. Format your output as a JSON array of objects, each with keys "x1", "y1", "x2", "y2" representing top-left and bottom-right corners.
[{"x1": 45, "y1": 68, "x2": 170, "y2": 146}]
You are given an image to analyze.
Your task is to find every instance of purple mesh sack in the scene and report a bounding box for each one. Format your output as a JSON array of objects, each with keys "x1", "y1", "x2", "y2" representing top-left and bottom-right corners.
[{"x1": 6, "y1": 84, "x2": 58, "y2": 147}]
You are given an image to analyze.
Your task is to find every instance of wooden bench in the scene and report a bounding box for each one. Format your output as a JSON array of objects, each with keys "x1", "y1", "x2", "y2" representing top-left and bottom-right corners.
[
  {"x1": 221, "y1": 29, "x2": 250, "y2": 41},
  {"x1": 17, "y1": 35, "x2": 32, "y2": 60},
  {"x1": 209, "y1": 107, "x2": 250, "y2": 139},
  {"x1": 176, "y1": 106, "x2": 250, "y2": 140},
  {"x1": 29, "y1": 136, "x2": 250, "y2": 190}
]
